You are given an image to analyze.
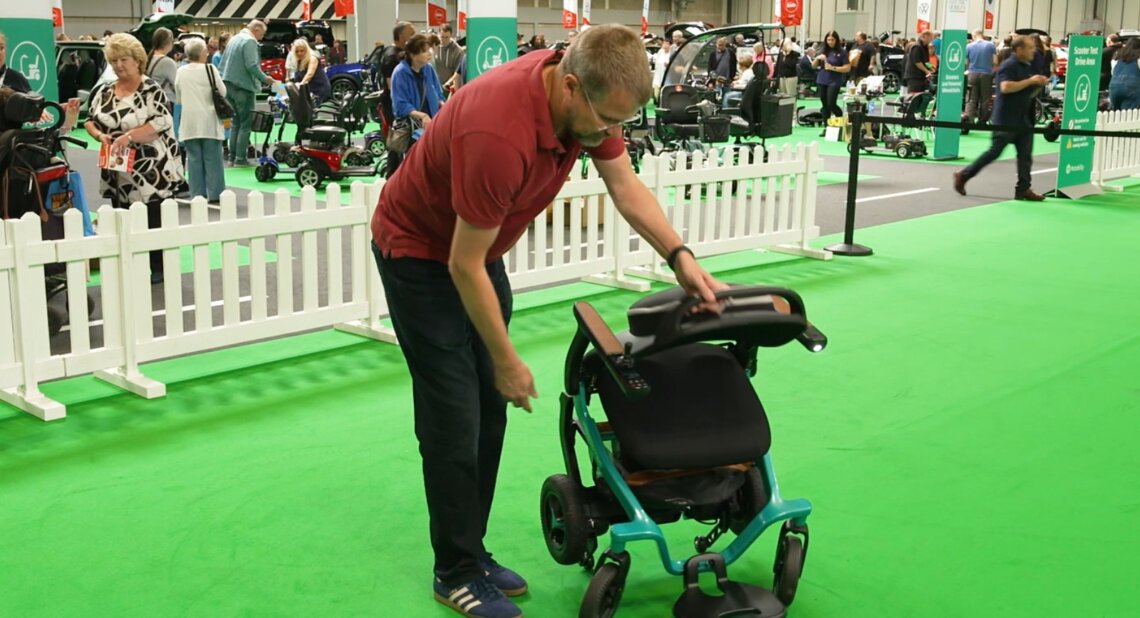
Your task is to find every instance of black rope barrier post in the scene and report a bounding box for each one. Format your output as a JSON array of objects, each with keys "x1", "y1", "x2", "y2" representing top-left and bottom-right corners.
[{"x1": 826, "y1": 100, "x2": 873, "y2": 257}]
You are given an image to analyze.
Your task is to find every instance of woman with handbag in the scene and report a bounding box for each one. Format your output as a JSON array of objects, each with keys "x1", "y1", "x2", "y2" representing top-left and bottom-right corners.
[
  {"x1": 176, "y1": 37, "x2": 227, "y2": 205},
  {"x1": 386, "y1": 34, "x2": 443, "y2": 178},
  {"x1": 83, "y1": 33, "x2": 183, "y2": 284}
]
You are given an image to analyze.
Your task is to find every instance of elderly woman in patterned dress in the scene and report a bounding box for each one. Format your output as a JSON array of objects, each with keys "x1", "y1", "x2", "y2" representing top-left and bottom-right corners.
[{"x1": 84, "y1": 33, "x2": 184, "y2": 284}]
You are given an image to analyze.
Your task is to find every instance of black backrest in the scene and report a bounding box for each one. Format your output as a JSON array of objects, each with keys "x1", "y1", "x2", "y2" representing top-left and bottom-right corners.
[
  {"x1": 739, "y1": 74, "x2": 765, "y2": 127},
  {"x1": 595, "y1": 343, "x2": 771, "y2": 471},
  {"x1": 286, "y1": 83, "x2": 314, "y2": 132},
  {"x1": 658, "y1": 84, "x2": 700, "y2": 125},
  {"x1": 904, "y1": 91, "x2": 934, "y2": 119}
]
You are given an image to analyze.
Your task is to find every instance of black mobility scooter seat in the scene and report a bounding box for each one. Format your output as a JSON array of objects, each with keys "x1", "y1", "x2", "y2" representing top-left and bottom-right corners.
[{"x1": 594, "y1": 342, "x2": 771, "y2": 472}]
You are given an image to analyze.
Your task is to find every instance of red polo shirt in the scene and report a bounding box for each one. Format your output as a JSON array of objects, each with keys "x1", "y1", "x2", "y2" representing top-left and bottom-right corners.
[{"x1": 371, "y1": 50, "x2": 625, "y2": 264}]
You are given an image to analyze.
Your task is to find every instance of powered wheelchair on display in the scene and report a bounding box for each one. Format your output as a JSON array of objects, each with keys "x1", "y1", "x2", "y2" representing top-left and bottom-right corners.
[{"x1": 541, "y1": 285, "x2": 828, "y2": 617}]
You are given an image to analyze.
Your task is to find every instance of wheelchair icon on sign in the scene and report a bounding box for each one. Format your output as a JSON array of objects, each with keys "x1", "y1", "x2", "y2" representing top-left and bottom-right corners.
[{"x1": 476, "y1": 36, "x2": 509, "y2": 74}]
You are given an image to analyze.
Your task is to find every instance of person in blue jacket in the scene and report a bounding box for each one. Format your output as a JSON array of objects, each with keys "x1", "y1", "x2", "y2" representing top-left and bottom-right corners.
[
  {"x1": 1109, "y1": 38, "x2": 1140, "y2": 111},
  {"x1": 388, "y1": 34, "x2": 443, "y2": 177}
]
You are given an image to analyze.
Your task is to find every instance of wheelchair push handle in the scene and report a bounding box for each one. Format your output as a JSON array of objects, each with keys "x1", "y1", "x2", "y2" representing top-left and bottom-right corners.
[{"x1": 665, "y1": 285, "x2": 826, "y2": 351}]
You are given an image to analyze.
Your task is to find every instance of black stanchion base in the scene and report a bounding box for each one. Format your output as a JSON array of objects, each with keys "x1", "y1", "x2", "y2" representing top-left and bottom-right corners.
[{"x1": 825, "y1": 242, "x2": 874, "y2": 256}]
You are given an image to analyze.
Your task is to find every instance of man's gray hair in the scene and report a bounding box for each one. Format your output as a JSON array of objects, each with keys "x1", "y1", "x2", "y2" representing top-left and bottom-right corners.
[
  {"x1": 247, "y1": 20, "x2": 267, "y2": 34},
  {"x1": 558, "y1": 24, "x2": 653, "y2": 106},
  {"x1": 184, "y1": 37, "x2": 208, "y2": 62}
]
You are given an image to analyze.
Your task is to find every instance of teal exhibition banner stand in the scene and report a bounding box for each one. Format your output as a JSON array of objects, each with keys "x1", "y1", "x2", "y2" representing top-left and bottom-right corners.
[
  {"x1": 1055, "y1": 34, "x2": 1103, "y2": 199},
  {"x1": 932, "y1": 29, "x2": 967, "y2": 160},
  {"x1": 465, "y1": 17, "x2": 517, "y2": 81}
]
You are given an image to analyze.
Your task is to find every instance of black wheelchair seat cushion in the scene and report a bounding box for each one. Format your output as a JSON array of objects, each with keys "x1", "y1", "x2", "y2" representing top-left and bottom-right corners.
[{"x1": 595, "y1": 342, "x2": 771, "y2": 471}]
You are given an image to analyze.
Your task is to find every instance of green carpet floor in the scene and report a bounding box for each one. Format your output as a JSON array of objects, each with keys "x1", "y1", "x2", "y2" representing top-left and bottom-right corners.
[{"x1": 3, "y1": 185, "x2": 1138, "y2": 617}]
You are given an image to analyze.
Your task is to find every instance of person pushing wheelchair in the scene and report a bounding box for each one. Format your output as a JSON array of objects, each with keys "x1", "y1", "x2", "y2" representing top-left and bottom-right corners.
[{"x1": 370, "y1": 24, "x2": 726, "y2": 618}]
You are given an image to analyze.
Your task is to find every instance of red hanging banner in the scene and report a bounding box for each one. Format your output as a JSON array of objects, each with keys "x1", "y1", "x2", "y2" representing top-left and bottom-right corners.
[
  {"x1": 301, "y1": 0, "x2": 311, "y2": 21},
  {"x1": 562, "y1": 0, "x2": 578, "y2": 29},
  {"x1": 780, "y1": 0, "x2": 803, "y2": 26},
  {"x1": 334, "y1": 0, "x2": 355, "y2": 18},
  {"x1": 427, "y1": 2, "x2": 447, "y2": 27}
]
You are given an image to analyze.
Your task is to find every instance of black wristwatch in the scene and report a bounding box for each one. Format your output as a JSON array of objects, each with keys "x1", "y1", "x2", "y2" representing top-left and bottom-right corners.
[{"x1": 666, "y1": 244, "x2": 694, "y2": 270}]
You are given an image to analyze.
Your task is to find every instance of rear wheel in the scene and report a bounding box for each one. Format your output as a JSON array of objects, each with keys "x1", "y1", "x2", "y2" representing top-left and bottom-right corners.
[
  {"x1": 882, "y1": 71, "x2": 900, "y2": 94},
  {"x1": 729, "y1": 467, "x2": 768, "y2": 534},
  {"x1": 540, "y1": 474, "x2": 590, "y2": 566},
  {"x1": 254, "y1": 164, "x2": 276, "y2": 182},
  {"x1": 295, "y1": 165, "x2": 323, "y2": 189},
  {"x1": 344, "y1": 149, "x2": 372, "y2": 167},
  {"x1": 272, "y1": 143, "x2": 292, "y2": 163},
  {"x1": 330, "y1": 77, "x2": 357, "y2": 100},
  {"x1": 895, "y1": 142, "x2": 911, "y2": 159},
  {"x1": 367, "y1": 137, "x2": 386, "y2": 157}
]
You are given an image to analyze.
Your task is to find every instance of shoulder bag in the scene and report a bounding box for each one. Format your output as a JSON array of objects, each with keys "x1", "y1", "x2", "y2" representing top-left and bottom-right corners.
[
  {"x1": 206, "y1": 64, "x2": 235, "y2": 120},
  {"x1": 386, "y1": 71, "x2": 427, "y2": 154}
]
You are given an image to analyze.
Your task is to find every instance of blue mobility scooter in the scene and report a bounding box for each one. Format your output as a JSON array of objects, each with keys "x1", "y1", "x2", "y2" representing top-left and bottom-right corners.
[{"x1": 542, "y1": 285, "x2": 827, "y2": 617}]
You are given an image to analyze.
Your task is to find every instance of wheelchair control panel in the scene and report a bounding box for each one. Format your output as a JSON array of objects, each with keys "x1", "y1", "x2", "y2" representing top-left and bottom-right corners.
[{"x1": 572, "y1": 301, "x2": 651, "y2": 400}]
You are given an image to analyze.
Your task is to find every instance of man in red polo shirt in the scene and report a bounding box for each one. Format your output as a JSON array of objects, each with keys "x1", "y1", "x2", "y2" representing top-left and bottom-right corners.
[{"x1": 371, "y1": 24, "x2": 724, "y2": 618}]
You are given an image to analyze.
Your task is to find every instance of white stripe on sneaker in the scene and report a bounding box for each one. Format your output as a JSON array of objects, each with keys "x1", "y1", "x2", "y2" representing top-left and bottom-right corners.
[{"x1": 449, "y1": 588, "x2": 481, "y2": 611}]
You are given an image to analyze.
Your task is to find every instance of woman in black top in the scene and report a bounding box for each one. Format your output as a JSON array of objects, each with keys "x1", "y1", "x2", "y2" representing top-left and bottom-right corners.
[{"x1": 812, "y1": 31, "x2": 851, "y2": 135}]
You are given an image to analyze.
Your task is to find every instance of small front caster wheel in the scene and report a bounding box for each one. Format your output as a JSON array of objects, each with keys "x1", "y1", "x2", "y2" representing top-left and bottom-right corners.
[
  {"x1": 579, "y1": 562, "x2": 626, "y2": 618},
  {"x1": 773, "y1": 534, "x2": 806, "y2": 606}
]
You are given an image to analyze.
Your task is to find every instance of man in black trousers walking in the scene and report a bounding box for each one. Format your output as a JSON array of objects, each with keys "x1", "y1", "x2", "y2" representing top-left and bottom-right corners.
[{"x1": 953, "y1": 35, "x2": 1049, "y2": 201}]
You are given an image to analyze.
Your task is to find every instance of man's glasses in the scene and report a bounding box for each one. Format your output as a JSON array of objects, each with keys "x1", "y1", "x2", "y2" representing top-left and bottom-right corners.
[{"x1": 576, "y1": 78, "x2": 640, "y2": 135}]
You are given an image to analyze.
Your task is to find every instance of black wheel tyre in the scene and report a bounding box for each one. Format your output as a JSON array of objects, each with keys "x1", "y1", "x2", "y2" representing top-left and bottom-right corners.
[
  {"x1": 254, "y1": 164, "x2": 275, "y2": 182},
  {"x1": 540, "y1": 474, "x2": 590, "y2": 566},
  {"x1": 285, "y1": 151, "x2": 304, "y2": 168},
  {"x1": 295, "y1": 166, "x2": 323, "y2": 188},
  {"x1": 272, "y1": 144, "x2": 292, "y2": 162},
  {"x1": 579, "y1": 563, "x2": 625, "y2": 618},
  {"x1": 729, "y1": 467, "x2": 767, "y2": 534},
  {"x1": 47, "y1": 304, "x2": 68, "y2": 336},
  {"x1": 883, "y1": 72, "x2": 900, "y2": 94},
  {"x1": 896, "y1": 143, "x2": 910, "y2": 159},
  {"x1": 344, "y1": 152, "x2": 371, "y2": 167},
  {"x1": 331, "y1": 78, "x2": 357, "y2": 100},
  {"x1": 773, "y1": 534, "x2": 805, "y2": 607}
]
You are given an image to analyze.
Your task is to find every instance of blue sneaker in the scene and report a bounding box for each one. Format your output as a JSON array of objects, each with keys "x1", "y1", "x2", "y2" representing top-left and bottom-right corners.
[
  {"x1": 479, "y1": 555, "x2": 528, "y2": 597},
  {"x1": 433, "y1": 576, "x2": 522, "y2": 618}
]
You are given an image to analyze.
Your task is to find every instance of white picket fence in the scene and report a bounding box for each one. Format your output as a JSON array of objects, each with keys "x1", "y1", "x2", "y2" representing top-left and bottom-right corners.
[
  {"x1": 2, "y1": 143, "x2": 828, "y2": 421},
  {"x1": 1092, "y1": 108, "x2": 1140, "y2": 190}
]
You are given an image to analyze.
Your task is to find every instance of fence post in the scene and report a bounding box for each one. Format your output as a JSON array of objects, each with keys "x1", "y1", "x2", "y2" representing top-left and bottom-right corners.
[
  {"x1": 0, "y1": 215, "x2": 66, "y2": 420},
  {"x1": 335, "y1": 179, "x2": 399, "y2": 343},
  {"x1": 771, "y1": 142, "x2": 831, "y2": 260},
  {"x1": 93, "y1": 205, "x2": 166, "y2": 399}
]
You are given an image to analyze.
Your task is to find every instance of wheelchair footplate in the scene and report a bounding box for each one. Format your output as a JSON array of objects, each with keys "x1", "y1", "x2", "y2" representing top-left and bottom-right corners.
[{"x1": 673, "y1": 553, "x2": 786, "y2": 618}]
